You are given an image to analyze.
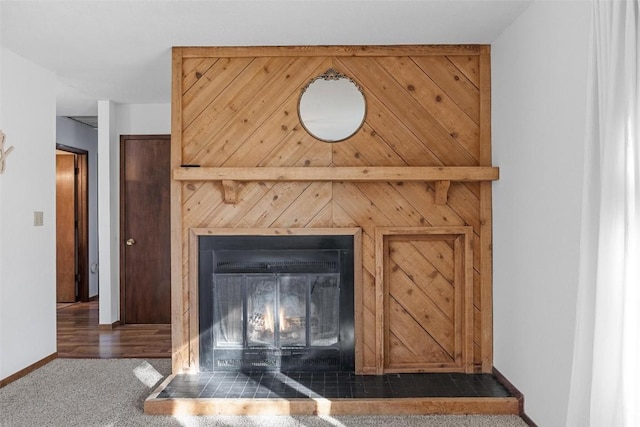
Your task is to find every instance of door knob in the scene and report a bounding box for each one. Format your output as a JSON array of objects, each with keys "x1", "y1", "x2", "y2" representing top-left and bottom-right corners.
[{"x1": 126, "y1": 238, "x2": 136, "y2": 246}]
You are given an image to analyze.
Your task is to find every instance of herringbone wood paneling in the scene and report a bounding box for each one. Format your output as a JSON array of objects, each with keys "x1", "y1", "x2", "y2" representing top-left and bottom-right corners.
[{"x1": 172, "y1": 46, "x2": 492, "y2": 375}]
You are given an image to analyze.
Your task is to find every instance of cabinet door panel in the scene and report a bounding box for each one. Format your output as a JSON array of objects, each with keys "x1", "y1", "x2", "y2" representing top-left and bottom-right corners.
[{"x1": 376, "y1": 227, "x2": 473, "y2": 373}]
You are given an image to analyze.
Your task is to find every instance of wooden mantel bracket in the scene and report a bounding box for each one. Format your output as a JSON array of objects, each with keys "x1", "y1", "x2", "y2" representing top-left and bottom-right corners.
[
  {"x1": 434, "y1": 180, "x2": 451, "y2": 205},
  {"x1": 221, "y1": 180, "x2": 238, "y2": 204}
]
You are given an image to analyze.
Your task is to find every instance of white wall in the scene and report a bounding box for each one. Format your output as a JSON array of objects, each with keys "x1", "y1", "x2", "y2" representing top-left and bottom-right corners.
[
  {"x1": 98, "y1": 100, "x2": 119, "y2": 325},
  {"x1": 56, "y1": 117, "x2": 99, "y2": 297},
  {"x1": 0, "y1": 7, "x2": 5, "y2": 379},
  {"x1": 0, "y1": 48, "x2": 57, "y2": 380},
  {"x1": 0, "y1": 9, "x2": 4, "y2": 374},
  {"x1": 116, "y1": 103, "x2": 170, "y2": 136},
  {"x1": 492, "y1": 1, "x2": 591, "y2": 425},
  {"x1": 97, "y1": 102, "x2": 170, "y2": 325}
]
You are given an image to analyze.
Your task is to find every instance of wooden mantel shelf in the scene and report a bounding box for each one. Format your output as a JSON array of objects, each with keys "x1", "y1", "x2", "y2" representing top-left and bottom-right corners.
[
  {"x1": 173, "y1": 166, "x2": 499, "y2": 182},
  {"x1": 174, "y1": 166, "x2": 499, "y2": 205}
]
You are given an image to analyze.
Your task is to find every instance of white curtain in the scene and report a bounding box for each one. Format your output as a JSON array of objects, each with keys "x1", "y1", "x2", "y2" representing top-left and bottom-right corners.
[{"x1": 567, "y1": 1, "x2": 640, "y2": 426}]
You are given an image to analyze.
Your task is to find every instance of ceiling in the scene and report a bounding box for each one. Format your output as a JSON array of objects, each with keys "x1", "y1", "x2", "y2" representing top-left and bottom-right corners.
[{"x1": 1, "y1": 0, "x2": 534, "y2": 117}]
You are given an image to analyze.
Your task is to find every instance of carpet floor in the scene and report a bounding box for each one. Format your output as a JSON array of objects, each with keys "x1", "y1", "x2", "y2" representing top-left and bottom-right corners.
[{"x1": 0, "y1": 359, "x2": 528, "y2": 427}]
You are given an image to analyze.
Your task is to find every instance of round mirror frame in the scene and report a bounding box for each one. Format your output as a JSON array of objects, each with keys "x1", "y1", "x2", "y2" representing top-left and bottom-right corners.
[{"x1": 297, "y1": 68, "x2": 367, "y2": 143}]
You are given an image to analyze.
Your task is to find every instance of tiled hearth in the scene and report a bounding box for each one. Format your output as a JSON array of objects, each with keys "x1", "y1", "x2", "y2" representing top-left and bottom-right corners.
[
  {"x1": 157, "y1": 371, "x2": 511, "y2": 399},
  {"x1": 145, "y1": 371, "x2": 520, "y2": 416}
]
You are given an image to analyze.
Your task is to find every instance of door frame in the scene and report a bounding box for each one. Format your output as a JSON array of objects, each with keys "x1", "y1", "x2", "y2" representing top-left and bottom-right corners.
[
  {"x1": 55, "y1": 144, "x2": 90, "y2": 302},
  {"x1": 119, "y1": 134, "x2": 172, "y2": 324}
]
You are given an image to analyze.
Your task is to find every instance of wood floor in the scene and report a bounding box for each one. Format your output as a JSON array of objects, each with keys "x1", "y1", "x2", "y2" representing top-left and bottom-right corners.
[{"x1": 57, "y1": 300, "x2": 171, "y2": 358}]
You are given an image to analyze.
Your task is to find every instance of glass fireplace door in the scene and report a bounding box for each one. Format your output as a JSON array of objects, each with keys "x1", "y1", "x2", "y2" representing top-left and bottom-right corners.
[
  {"x1": 212, "y1": 275, "x2": 243, "y2": 347},
  {"x1": 278, "y1": 276, "x2": 307, "y2": 347},
  {"x1": 246, "y1": 275, "x2": 276, "y2": 346},
  {"x1": 310, "y1": 275, "x2": 340, "y2": 346},
  {"x1": 213, "y1": 273, "x2": 340, "y2": 350},
  {"x1": 200, "y1": 235, "x2": 355, "y2": 372}
]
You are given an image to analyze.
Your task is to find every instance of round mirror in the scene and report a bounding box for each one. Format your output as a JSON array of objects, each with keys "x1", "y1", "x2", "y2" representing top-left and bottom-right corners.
[{"x1": 298, "y1": 69, "x2": 366, "y2": 143}]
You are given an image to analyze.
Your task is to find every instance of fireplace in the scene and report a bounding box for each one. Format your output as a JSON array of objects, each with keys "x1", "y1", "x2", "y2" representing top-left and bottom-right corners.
[{"x1": 198, "y1": 235, "x2": 354, "y2": 372}]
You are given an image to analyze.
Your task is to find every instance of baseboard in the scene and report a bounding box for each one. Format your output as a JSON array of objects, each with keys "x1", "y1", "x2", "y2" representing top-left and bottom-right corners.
[
  {"x1": 0, "y1": 352, "x2": 58, "y2": 388},
  {"x1": 493, "y1": 367, "x2": 538, "y2": 427},
  {"x1": 98, "y1": 320, "x2": 120, "y2": 330},
  {"x1": 88, "y1": 295, "x2": 99, "y2": 302},
  {"x1": 520, "y1": 413, "x2": 538, "y2": 427}
]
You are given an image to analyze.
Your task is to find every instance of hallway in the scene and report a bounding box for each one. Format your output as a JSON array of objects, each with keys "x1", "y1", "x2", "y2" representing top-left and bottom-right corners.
[{"x1": 57, "y1": 301, "x2": 171, "y2": 358}]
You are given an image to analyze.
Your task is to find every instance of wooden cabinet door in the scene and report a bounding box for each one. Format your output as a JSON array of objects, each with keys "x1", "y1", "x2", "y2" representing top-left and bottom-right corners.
[
  {"x1": 121, "y1": 135, "x2": 171, "y2": 324},
  {"x1": 376, "y1": 227, "x2": 474, "y2": 373}
]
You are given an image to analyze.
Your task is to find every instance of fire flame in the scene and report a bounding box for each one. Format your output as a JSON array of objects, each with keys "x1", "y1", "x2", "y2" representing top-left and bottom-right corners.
[
  {"x1": 279, "y1": 307, "x2": 286, "y2": 331},
  {"x1": 264, "y1": 305, "x2": 274, "y2": 333}
]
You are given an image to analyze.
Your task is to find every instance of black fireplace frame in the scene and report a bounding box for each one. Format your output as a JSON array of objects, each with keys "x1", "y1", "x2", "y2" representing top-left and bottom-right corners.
[{"x1": 198, "y1": 234, "x2": 355, "y2": 372}]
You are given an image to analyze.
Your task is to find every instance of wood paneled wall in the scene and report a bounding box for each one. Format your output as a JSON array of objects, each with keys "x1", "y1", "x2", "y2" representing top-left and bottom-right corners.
[{"x1": 171, "y1": 46, "x2": 494, "y2": 374}]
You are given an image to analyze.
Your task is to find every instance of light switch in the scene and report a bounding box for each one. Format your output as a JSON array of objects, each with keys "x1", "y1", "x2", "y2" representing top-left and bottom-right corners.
[{"x1": 34, "y1": 211, "x2": 44, "y2": 226}]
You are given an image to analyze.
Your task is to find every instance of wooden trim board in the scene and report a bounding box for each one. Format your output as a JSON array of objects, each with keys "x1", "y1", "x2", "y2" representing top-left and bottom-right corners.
[
  {"x1": 98, "y1": 321, "x2": 121, "y2": 330},
  {"x1": 171, "y1": 48, "x2": 187, "y2": 373},
  {"x1": 177, "y1": 45, "x2": 485, "y2": 59},
  {"x1": 145, "y1": 397, "x2": 519, "y2": 416},
  {"x1": 145, "y1": 381, "x2": 519, "y2": 416},
  {"x1": 479, "y1": 46, "x2": 494, "y2": 373},
  {"x1": 174, "y1": 166, "x2": 499, "y2": 182},
  {"x1": 0, "y1": 352, "x2": 57, "y2": 388}
]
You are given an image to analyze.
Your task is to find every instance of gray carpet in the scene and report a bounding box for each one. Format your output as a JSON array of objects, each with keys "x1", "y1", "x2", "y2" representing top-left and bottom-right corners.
[{"x1": 0, "y1": 359, "x2": 528, "y2": 427}]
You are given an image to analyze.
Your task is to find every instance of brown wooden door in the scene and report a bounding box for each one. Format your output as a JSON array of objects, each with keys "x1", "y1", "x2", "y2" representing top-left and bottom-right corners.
[
  {"x1": 121, "y1": 135, "x2": 171, "y2": 324},
  {"x1": 56, "y1": 154, "x2": 77, "y2": 302}
]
